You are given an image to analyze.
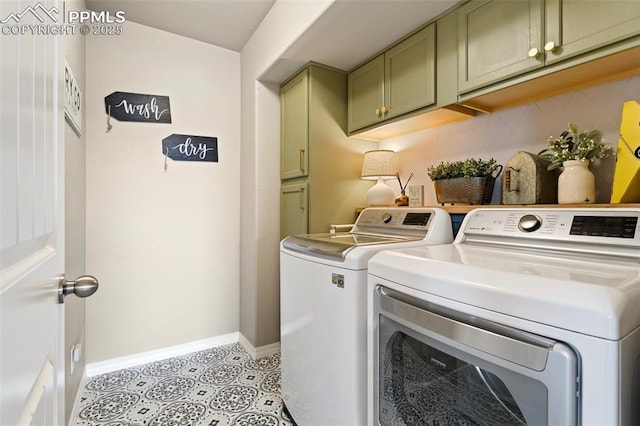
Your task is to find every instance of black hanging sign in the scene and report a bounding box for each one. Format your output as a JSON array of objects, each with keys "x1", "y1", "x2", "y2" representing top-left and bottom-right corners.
[
  {"x1": 105, "y1": 91, "x2": 172, "y2": 123},
  {"x1": 162, "y1": 134, "x2": 218, "y2": 162}
]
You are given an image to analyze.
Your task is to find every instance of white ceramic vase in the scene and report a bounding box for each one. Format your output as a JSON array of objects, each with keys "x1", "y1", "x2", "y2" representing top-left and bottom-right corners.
[{"x1": 557, "y1": 159, "x2": 595, "y2": 204}]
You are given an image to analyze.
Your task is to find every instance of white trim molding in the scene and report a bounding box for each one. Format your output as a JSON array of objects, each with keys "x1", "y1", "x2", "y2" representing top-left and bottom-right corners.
[
  {"x1": 239, "y1": 333, "x2": 281, "y2": 359},
  {"x1": 67, "y1": 370, "x2": 87, "y2": 426},
  {"x1": 85, "y1": 332, "x2": 239, "y2": 377}
]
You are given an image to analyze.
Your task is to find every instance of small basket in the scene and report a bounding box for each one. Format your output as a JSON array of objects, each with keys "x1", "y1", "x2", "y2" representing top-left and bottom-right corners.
[{"x1": 433, "y1": 165, "x2": 503, "y2": 205}]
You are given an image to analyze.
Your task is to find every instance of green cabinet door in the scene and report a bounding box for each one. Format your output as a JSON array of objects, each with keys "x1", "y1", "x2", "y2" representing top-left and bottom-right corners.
[
  {"x1": 385, "y1": 23, "x2": 436, "y2": 120},
  {"x1": 348, "y1": 55, "x2": 385, "y2": 132},
  {"x1": 348, "y1": 23, "x2": 437, "y2": 134},
  {"x1": 281, "y1": 181, "x2": 308, "y2": 239},
  {"x1": 281, "y1": 69, "x2": 309, "y2": 180},
  {"x1": 544, "y1": 0, "x2": 640, "y2": 65},
  {"x1": 459, "y1": 0, "x2": 640, "y2": 95},
  {"x1": 458, "y1": 0, "x2": 544, "y2": 93},
  {"x1": 281, "y1": 63, "x2": 375, "y2": 237}
]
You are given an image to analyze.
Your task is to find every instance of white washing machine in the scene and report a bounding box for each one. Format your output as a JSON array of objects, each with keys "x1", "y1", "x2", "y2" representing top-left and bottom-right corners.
[
  {"x1": 280, "y1": 207, "x2": 453, "y2": 426},
  {"x1": 367, "y1": 207, "x2": 640, "y2": 426}
]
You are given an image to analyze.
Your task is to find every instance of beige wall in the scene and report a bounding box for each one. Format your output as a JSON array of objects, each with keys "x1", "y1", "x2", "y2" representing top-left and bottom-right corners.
[
  {"x1": 85, "y1": 22, "x2": 241, "y2": 363},
  {"x1": 239, "y1": 1, "x2": 334, "y2": 348},
  {"x1": 380, "y1": 76, "x2": 640, "y2": 204},
  {"x1": 63, "y1": 0, "x2": 87, "y2": 422}
]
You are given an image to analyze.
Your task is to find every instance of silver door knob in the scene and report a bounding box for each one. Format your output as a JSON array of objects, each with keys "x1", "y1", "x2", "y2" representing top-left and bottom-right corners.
[{"x1": 58, "y1": 274, "x2": 99, "y2": 303}]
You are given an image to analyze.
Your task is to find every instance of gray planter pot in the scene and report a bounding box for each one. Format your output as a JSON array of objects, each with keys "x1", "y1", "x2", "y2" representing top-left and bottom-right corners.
[{"x1": 434, "y1": 176, "x2": 497, "y2": 204}]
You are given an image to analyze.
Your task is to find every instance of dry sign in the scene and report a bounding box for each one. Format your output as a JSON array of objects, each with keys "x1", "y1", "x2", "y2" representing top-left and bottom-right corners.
[{"x1": 162, "y1": 134, "x2": 218, "y2": 163}]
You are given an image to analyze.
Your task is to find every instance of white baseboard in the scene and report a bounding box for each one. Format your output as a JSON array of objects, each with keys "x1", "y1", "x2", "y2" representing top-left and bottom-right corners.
[
  {"x1": 67, "y1": 369, "x2": 87, "y2": 426},
  {"x1": 85, "y1": 332, "x2": 239, "y2": 377},
  {"x1": 239, "y1": 333, "x2": 281, "y2": 359}
]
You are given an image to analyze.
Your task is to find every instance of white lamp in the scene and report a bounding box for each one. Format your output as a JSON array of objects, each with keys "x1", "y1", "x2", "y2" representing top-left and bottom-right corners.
[{"x1": 361, "y1": 150, "x2": 396, "y2": 206}]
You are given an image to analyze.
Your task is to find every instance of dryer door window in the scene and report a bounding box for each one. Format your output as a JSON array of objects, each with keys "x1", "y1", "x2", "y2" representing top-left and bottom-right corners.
[
  {"x1": 380, "y1": 328, "x2": 540, "y2": 425},
  {"x1": 376, "y1": 287, "x2": 579, "y2": 426}
]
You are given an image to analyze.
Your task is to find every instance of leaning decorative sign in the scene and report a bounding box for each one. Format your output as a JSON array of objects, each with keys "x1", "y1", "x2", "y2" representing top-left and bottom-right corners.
[
  {"x1": 162, "y1": 134, "x2": 218, "y2": 163},
  {"x1": 104, "y1": 91, "x2": 172, "y2": 124},
  {"x1": 64, "y1": 58, "x2": 82, "y2": 136}
]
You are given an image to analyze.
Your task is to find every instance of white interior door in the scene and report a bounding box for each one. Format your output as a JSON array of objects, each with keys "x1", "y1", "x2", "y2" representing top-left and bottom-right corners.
[{"x1": 0, "y1": 0, "x2": 65, "y2": 424}]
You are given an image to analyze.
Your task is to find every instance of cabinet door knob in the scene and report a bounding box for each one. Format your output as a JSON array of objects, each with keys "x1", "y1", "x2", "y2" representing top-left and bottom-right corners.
[
  {"x1": 299, "y1": 149, "x2": 305, "y2": 173},
  {"x1": 299, "y1": 187, "x2": 305, "y2": 210},
  {"x1": 544, "y1": 41, "x2": 557, "y2": 52},
  {"x1": 528, "y1": 47, "x2": 540, "y2": 58},
  {"x1": 381, "y1": 106, "x2": 388, "y2": 115},
  {"x1": 375, "y1": 108, "x2": 381, "y2": 117}
]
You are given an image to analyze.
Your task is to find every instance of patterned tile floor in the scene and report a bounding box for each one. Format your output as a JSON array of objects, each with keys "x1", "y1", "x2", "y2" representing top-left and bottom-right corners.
[{"x1": 73, "y1": 342, "x2": 295, "y2": 426}]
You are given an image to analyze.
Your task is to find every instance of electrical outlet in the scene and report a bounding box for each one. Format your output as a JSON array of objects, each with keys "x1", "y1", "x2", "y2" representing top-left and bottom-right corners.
[{"x1": 70, "y1": 344, "x2": 82, "y2": 375}]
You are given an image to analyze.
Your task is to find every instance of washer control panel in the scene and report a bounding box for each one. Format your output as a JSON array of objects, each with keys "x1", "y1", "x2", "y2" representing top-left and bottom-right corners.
[
  {"x1": 349, "y1": 207, "x2": 453, "y2": 242},
  {"x1": 356, "y1": 208, "x2": 432, "y2": 229}
]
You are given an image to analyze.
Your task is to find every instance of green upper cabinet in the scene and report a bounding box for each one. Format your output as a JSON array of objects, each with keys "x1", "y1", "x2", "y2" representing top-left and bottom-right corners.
[
  {"x1": 385, "y1": 23, "x2": 436, "y2": 120},
  {"x1": 348, "y1": 23, "x2": 436, "y2": 134},
  {"x1": 348, "y1": 55, "x2": 385, "y2": 131},
  {"x1": 458, "y1": 0, "x2": 640, "y2": 94},
  {"x1": 544, "y1": 0, "x2": 640, "y2": 65},
  {"x1": 457, "y1": 0, "x2": 544, "y2": 93},
  {"x1": 281, "y1": 69, "x2": 309, "y2": 180}
]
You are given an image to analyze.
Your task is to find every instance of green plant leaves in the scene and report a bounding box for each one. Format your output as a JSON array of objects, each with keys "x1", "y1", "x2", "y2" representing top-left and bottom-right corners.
[
  {"x1": 538, "y1": 122, "x2": 610, "y2": 170},
  {"x1": 427, "y1": 158, "x2": 499, "y2": 180}
]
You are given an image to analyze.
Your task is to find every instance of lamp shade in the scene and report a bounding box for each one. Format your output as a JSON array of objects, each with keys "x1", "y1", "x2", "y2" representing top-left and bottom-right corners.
[
  {"x1": 361, "y1": 150, "x2": 396, "y2": 180},
  {"x1": 361, "y1": 150, "x2": 396, "y2": 206}
]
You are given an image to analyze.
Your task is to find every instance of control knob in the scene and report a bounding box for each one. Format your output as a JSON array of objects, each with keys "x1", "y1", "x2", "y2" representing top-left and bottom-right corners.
[
  {"x1": 381, "y1": 212, "x2": 393, "y2": 224},
  {"x1": 517, "y1": 214, "x2": 542, "y2": 232}
]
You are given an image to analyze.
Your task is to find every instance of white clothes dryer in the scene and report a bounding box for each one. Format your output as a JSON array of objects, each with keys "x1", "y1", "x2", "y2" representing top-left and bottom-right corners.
[
  {"x1": 368, "y1": 208, "x2": 640, "y2": 426},
  {"x1": 280, "y1": 207, "x2": 453, "y2": 426}
]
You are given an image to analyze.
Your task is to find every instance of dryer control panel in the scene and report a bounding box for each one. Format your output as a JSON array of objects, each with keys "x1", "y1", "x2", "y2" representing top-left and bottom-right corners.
[
  {"x1": 457, "y1": 208, "x2": 640, "y2": 256},
  {"x1": 569, "y1": 215, "x2": 637, "y2": 239}
]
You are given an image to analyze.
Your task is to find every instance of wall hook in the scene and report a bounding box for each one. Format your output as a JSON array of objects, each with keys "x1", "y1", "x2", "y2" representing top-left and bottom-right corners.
[{"x1": 106, "y1": 105, "x2": 112, "y2": 132}]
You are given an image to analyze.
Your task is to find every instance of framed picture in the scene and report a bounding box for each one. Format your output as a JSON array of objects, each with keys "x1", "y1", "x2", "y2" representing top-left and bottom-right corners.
[{"x1": 407, "y1": 185, "x2": 424, "y2": 206}]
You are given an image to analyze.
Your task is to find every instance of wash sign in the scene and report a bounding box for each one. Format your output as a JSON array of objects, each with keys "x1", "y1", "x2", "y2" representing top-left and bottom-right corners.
[
  {"x1": 64, "y1": 58, "x2": 82, "y2": 135},
  {"x1": 104, "y1": 91, "x2": 172, "y2": 124}
]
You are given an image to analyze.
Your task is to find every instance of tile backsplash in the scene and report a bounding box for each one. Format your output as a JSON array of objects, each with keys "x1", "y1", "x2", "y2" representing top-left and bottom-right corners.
[{"x1": 380, "y1": 76, "x2": 640, "y2": 205}]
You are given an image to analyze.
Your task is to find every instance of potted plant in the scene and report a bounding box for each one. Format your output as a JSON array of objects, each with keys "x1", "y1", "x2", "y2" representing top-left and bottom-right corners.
[
  {"x1": 538, "y1": 123, "x2": 611, "y2": 204},
  {"x1": 427, "y1": 158, "x2": 503, "y2": 204}
]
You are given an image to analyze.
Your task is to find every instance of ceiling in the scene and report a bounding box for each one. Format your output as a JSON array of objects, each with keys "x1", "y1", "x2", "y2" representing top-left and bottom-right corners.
[
  {"x1": 85, "y1": 0, "x2": 461, "y2": 83},
  {"x1": 85, "y1": 0, "x2": 277, "y2": 52}
]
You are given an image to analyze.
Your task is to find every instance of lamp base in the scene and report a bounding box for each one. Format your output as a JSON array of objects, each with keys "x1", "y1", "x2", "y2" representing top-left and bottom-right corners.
[{"x1": 367, "y1": 178, "x2": 395, "y2": 206}]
